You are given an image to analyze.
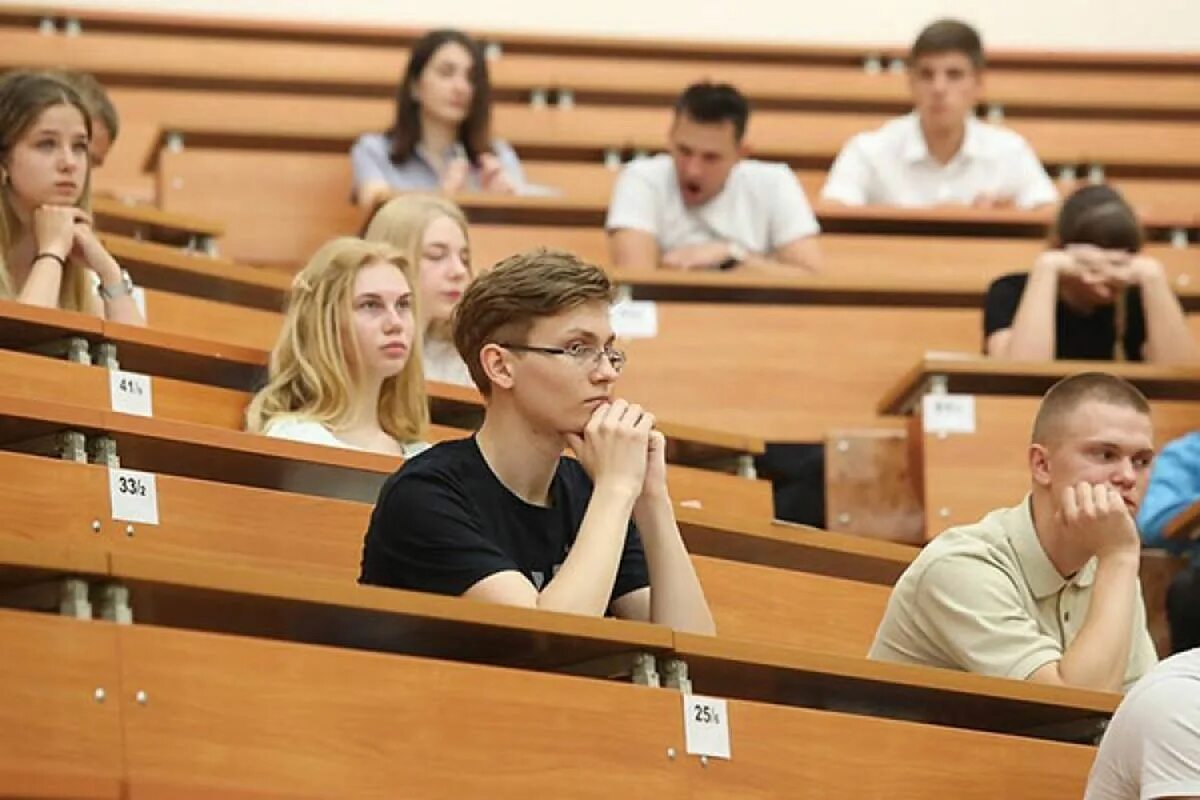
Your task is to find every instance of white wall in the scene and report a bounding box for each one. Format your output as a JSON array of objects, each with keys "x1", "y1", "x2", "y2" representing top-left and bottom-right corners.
[{"x1": 21, "y1": 0, "x2": 1200, "y2": 52}]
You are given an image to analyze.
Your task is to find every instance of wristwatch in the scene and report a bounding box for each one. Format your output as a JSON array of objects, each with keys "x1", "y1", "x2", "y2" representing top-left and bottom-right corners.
[
  {"x1": 718, "y1": 241, "x2": 747, "y2": 271},
  {"x1": 97, "y1": 270, "x2": 134, "y2": 301}
]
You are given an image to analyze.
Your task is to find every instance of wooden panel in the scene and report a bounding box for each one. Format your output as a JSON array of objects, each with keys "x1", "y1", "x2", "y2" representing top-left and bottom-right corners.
[
  {"x1": 159, "y1": 147, "x2": 363, "y2": 266},
  {"x1": 141, "y1": 287, "x2": 282, "y2": 351},
  {"x1": 117, "y1": 622, "x2": 685, "y2": 799},
  {"x1": 693, "y1": 554, "x2": 888, "y2": 657},
  {"x1": 675, "y1": 633, "x2": 1116, "y2": 738},
  {"x1": 919, "y1": 395, "x2": 1200, "y2": 536},
  {"x1": 692, "y1": 695, "x2": 1095, "y2": 799},
  {"x1": 824, "y1": 427, "x2": 923, "y2": 544},
  {"x1": 619, "y1": 303, "x2": 980, "y2": 441},
  {"x1": 665, "y1": 463, "x2": 771, "y2": 518},
  {"x1": 0, "y1": 610, "x2": 124, "y2": 799}
]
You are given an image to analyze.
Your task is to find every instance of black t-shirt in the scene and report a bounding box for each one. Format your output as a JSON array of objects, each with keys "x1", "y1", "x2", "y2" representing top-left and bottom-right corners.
[
  {"x1": 983, "y1": 272, "x2": 1146, "y2": 361},
  {"x1": 360, "y1": 436, "x2": 649, "y2": 604}
]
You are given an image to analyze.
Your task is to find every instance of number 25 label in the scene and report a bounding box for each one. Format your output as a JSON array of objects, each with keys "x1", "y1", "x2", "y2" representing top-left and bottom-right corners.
[
  {"x1": 683, "y1": 694, "x2": 731, "y2": 760},
  {"x1": 109, "y1": 467, "x2": 159, "y2": 525}
]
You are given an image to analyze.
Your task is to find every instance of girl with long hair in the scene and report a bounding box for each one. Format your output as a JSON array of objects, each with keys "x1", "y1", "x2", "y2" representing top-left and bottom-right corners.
[{"x1": 247, "y1": 237, "x2": 430, "y2": 457}]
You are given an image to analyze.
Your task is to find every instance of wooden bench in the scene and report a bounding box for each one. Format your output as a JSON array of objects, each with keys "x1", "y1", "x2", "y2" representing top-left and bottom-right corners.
[
  {"x1": 91, "y1": 195, "x2": 223, "y2": 248},
  {"x1": 3, "y1": 605, "x2": 1101, "y2": 796},
  {"x1": 6, "y1": 26, "x2": 1200, "y2": 119},
  {"x1": 880, "y1": 354, "x2": 1200, "y2": 416},
  {"x1": 0, "y1": 346, "x2": 771, "y2": 516}
]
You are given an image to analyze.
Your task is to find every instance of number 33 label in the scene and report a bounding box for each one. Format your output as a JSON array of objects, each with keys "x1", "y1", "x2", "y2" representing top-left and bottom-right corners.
[
  {"x1": 683, "y1": 694, "x2": 731, "y2": 759},
  {"x1": 109, "y1": 467, "x2": 159, "y2": 525}
]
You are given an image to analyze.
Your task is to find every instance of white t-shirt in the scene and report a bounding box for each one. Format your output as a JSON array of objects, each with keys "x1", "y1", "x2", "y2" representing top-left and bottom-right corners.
[
  {"x1": 1085, "y1": 648, "x2": 1200, "y2": 800},
  {"x1": 605, "y1": 153, "x2": 820, "y2": 255},
  {"x1": 423, "y1": 338, "x2": 474, "y2": 387},
  {"x1": 820, "y1": 113, "x2": 1059, "y2": 210},
  {"x1": 263, "y1": 416, "x2": 429, "y2": 459}
]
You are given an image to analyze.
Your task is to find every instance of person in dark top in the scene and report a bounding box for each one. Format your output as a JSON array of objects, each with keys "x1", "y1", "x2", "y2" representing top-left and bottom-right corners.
[
  {"x1": 984, "y1": 185, "x2": 1197, "y2": 363},
  {"x1": 361, "y1": 248, "x2": 716, "y2": 634}
]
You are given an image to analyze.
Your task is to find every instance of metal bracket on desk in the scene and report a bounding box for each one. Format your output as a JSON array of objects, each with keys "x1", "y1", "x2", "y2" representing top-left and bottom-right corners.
[
  {"x1": 1170, "y1": 228, "x2": 1190, "y2": 249},
  {"x1": 165, "y1": 132, "x2": 185, "y2": 153},
  {"x1": 736, "y1": 454, "x2": 757, "y2": 480},
  {"x1": 862, "y1": 54, "x2": 883, "y2": 74},
  {"x1": 28, "y1": 335, "x2": 92, "y2": 365},
  {"x1": 631, "y1": 652, "x2": 661, "y2": 687},
  {"x1": 1087, "y1": 163, "x2": 1106, "y2": 184},
  {"x1": 9, "y1": 430, "x2": 88, "y2": 463},
  {"x1": 530, "y1": 88, "x2": 549, "y2": 109},
  {"x1": 97, "y1": 583, "x2": 133, "y2": 624},
  {"x1": 60, "y1": 578, "x2": 92, "y2": 619},
  {"x1": 92, "y1": 342, "x2": 119, "y2": 370},
  {"x1": 89, "y1": 436, "x2": 120, "y2": 469},
  {"x1": 660, "y1": 658, "x2": 693, "y2": 694},
  {"x1": 37, "y1": 16, "x2": 57, "y2": 34}
]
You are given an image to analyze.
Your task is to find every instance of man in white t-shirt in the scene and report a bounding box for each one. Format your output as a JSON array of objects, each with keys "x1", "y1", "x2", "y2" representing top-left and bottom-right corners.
[
  {"x1": 606, "y1": 82, "x2": 821, "y2": 273},
  {"x1": 1085, "y1": 648, "x2": 1200, "y2": 800},
  {"x1": 821, "y1": 19, "x2": 1058, "y2": 210}
]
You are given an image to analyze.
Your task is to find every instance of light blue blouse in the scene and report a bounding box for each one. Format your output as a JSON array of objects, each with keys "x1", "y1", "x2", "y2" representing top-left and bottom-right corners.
[{"x1": 350, "y1": 133, "x2": 525, "y2": 195}]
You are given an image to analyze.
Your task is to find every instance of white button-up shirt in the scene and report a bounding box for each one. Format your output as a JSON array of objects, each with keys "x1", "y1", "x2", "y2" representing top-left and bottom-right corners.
[{"x1": 820, "y1": 113, "x2": 1059, "y2": 209}]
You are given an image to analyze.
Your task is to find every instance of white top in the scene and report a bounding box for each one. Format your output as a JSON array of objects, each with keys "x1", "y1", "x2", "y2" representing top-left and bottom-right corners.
[
  {"x1": 605, "y1": 153, "x2": 820, "y2": 254},
  {"x1": 423, "y1": 337, "x2": 474, "y2": 387},
  {"x1": 263, "y1": 416, "x2": 429, "y2": 459},
  {"x1": 820, "y1": 113, "x2": 1059, "y2": 209},
  {"x1": 1085, "y1": 648, "x2": 1200, "y2": 800}
]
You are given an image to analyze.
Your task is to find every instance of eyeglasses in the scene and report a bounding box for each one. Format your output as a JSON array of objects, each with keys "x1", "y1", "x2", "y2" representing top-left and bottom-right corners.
[{"x1": 498, "y1": 342, "x2": 627, "y2": 374}]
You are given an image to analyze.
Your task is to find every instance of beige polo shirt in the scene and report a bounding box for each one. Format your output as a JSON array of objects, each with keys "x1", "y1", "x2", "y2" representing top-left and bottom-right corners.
[{"x1": 869, "y1": 496, "x2": 1157, "y2": 689}]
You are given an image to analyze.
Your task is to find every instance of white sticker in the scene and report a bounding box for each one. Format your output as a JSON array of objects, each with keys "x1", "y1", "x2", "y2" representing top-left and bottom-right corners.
[
  {"x1": 610, "y1": 300, "x2": 658, "y2": 340},
  {"x1": 109, "y1": 370, "x2": 153, "y2": 417},
  {"x1": 109, "y1": 468, "x2": 159, "y2": 525},
  {"x1": 683, "y1": 694, "x2": 731, "y2": 760},
  {"x1": 922, "y1": 393, "x2": 976, "y2": 435}
]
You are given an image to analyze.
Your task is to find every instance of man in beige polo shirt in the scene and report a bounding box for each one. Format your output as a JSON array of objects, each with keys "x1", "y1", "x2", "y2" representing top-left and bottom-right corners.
[{"x1": 870, "y1": 372, "x2": 1158, "y2": 691}]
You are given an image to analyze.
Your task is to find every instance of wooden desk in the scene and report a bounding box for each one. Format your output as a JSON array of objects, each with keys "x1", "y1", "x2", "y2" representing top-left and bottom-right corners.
[
  {"x1": 5, "y1": 27, "x2": 1199, "y2": 118},
  {"x1": 1167, "y1": 500, "x2": 1200, "y2": 541},
  {"x1": 914, "y1": 395, "x2": 1200, "y2": 535},
  {"x1": 102, "y1": 233, "x2": 290, "y2": 310},
  {"x1": 92, "y1": 195, "x2": 223, "y2": 247},
  {"x1": 675, "y1": 633, "x2": 1115, "y2": 739},
  {"x1": 880, "y1": 354, "x2": 1200, "y2": 415}
]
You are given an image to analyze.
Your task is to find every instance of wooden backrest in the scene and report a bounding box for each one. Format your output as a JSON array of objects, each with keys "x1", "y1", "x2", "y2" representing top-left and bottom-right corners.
[
  {"x1": 917, "y1": 394, "x2": 1200, "y2": 536},
  {"x1": 692, "y1": 554, "x2": 889, "y2": 657},
  {"x1": 824, "y1": 426, "x2": 923, "y2": 544}
]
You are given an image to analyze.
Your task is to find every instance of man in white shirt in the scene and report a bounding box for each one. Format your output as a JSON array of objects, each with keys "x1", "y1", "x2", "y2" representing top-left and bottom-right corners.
[
  {"x1": 821, "y1": 19, "x2": 1058, "y2": 210},
  {"x1": 606, "y1": 82, "x2": 821, "y2": 273},
  {"x1": 1085, "y1": 648, "x2": 1200, "y2": 800}
]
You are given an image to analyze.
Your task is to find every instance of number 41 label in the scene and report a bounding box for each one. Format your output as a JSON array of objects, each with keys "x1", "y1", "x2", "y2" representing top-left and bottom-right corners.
[
  {"x1": 683, "y1": 694, "x2": 731, "y2": 759},
  {"x1": 109, "y1": 467, "x2": 159, "y2": 525},
  {"x1": 109, "y1": 369, "x2": 153, "y2": 417}
]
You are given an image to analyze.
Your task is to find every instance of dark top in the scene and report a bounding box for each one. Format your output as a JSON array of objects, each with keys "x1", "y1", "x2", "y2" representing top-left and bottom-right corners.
[
  {"x1": 360, "y1": 437, "x2": 649, "y2": 605},
  {"x1": 983, "y1": 272, "x2": 1146, "y2": 361}
]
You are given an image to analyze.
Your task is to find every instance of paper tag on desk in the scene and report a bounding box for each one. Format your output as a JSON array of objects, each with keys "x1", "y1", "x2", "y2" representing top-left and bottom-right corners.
[
  {"x1": 683, "y1": 694, "x2": 731, "y2": 759},
  {"x1": 610, "y1": 300, "x2": 657, "y2": 339},
  {"x1": 109, "y1": 468, "x2": 159, "y2": 525},
  {"x1": 922, "y1": 394, "x2": 975, "y2": 434},
  {"x1": 109, "y1": 369, "x2": 153, "y2": 417}
]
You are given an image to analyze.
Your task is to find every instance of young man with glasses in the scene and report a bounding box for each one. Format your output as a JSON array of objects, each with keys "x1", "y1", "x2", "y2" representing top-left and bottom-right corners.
[{"x1": 360, "y1": 249, "x2": 715, "y2": 634}]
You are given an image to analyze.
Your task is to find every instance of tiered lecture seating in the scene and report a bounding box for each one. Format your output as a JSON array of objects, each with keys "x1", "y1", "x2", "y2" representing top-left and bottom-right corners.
[{"x1": 2, "y1": 7, "x2": 1197, "y2": 795}]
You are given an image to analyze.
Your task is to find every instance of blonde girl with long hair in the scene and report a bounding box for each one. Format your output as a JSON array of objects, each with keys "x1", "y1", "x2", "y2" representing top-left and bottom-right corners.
[
  {"x1": 246, "y1": 237, "x2": 430, "y2": 457},
  {"x1": 0, "y1": 70, "x2": 142, "y2": 324},
  {"x1": 364, "y1": 193, "x2": 474, "y2": 386}
]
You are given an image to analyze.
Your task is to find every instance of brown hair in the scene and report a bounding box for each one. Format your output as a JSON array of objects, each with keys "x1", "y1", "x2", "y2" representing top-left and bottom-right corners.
[
  {"x1": 1031, "y1": 372, "x2": 1150, "y2": 445},
  {"x1": 56, "y1": 71, "x2": 118, "y2": 142},
  {"x1": 0, "y1": 70, "x2": 94, "y2": 311},
  {"x1": 452, "y1": 249, "x2": 613, "y2": 396},
  {"x1": 1050, "y1": 184, "x2": 1143, "y2": 254},
  {"x1": 910, "y1": 19, "x2": 985, "y2": 71},
  {"x1": 388, "y1": 29, "x2": 492, "y2": 166},
  {"x1": 246, "y1": 237, "x2": 429, "y2": 444}
]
